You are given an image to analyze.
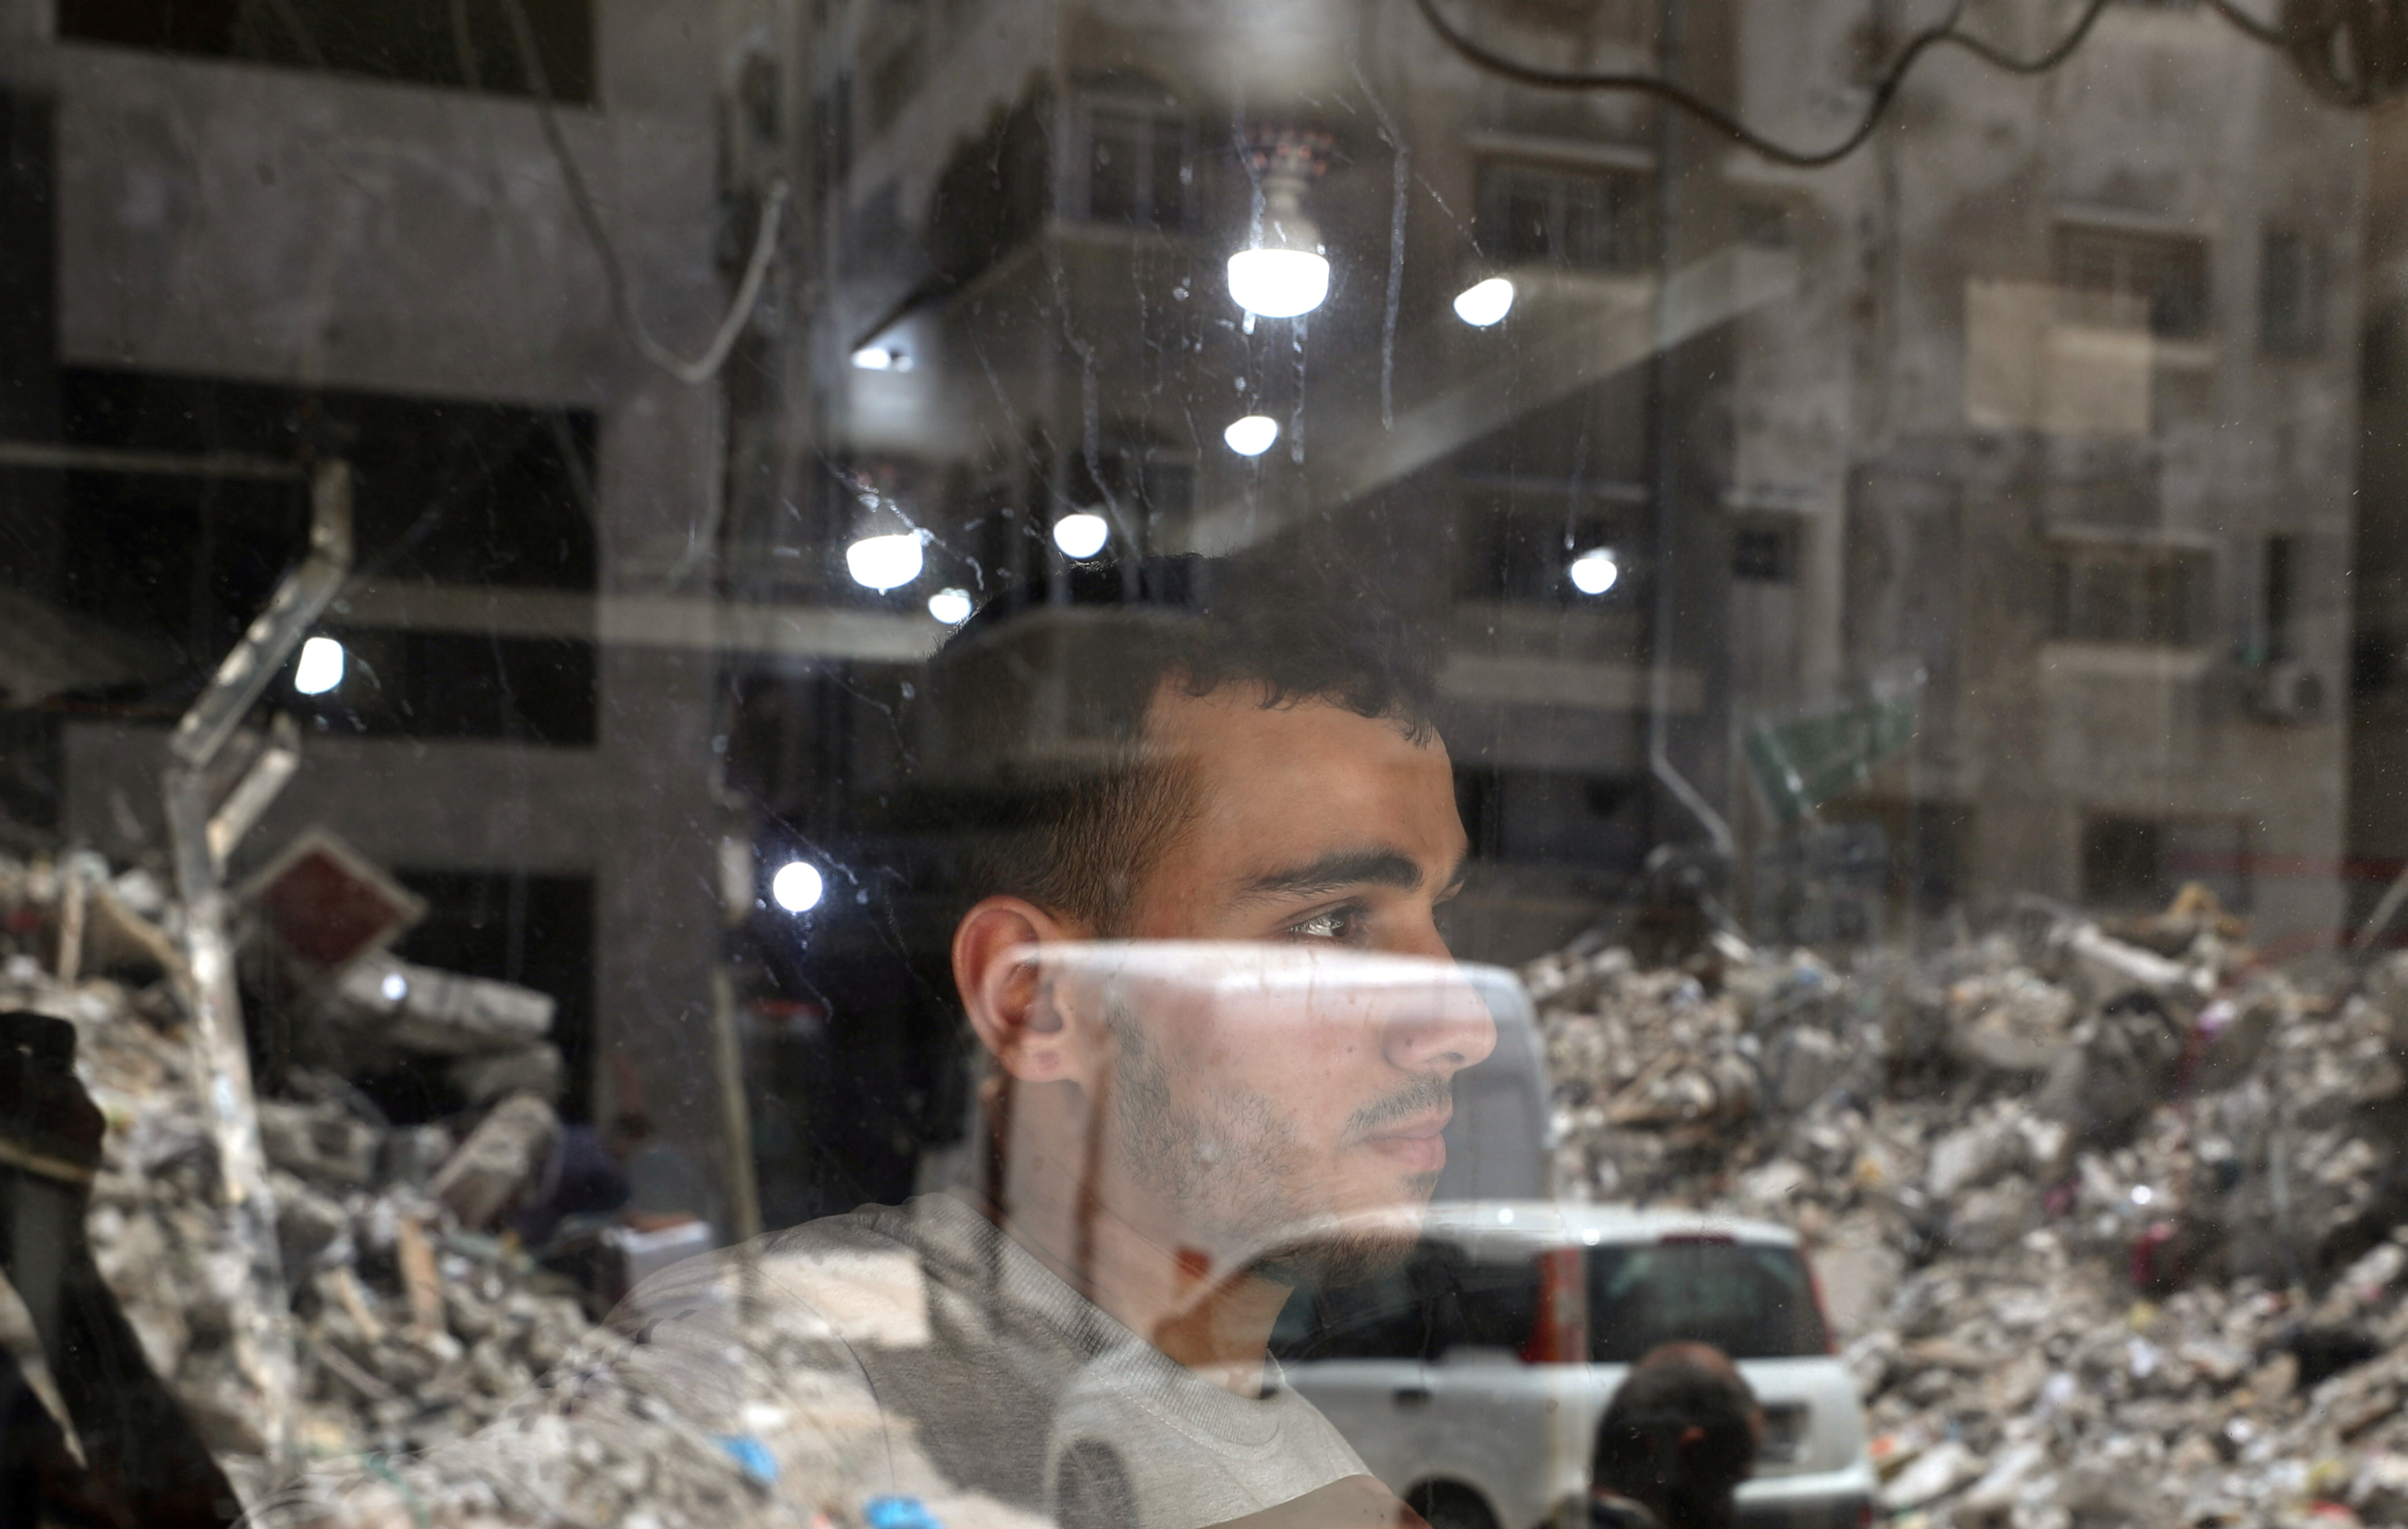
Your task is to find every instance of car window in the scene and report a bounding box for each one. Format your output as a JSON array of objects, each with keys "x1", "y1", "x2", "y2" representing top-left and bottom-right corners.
[
  {"x1": 1429, "y1": 1255, "x2": 1542, "y2": 1356},
  {"x1": 1587, "y1": 1241, "x2": 1829, "y2": 1362},
  {"x1": 1271, "y1": 1244, "x2": 1542, "y2": 1363},
  {"x1": 1270, "y1": 1261, "x2": 1435, "y2": 1363}
]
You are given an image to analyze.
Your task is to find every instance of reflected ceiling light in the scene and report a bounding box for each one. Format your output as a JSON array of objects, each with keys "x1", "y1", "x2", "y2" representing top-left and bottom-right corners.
[
  {"x1": 1453, "y1": 276, "x2": 1516, "y2": 327},
  {"x1": 1569, "y1": 547, "x2": 1620, "y2": 596},
  {"x1": 1223, "y1": 414, "x2": 1280, "y2": 456},
  {"x1": 1053, "y1": 512, "x2": 1109, "y2": 559},
  {"x1": 294, "y1": 635, "x2": 346, "y2": 695},
  {"x1": 1227, "y1": 249, "x2": 1329, "y2": 319},
  {"x1": 379, "y1": 971, "x2": 409, "y2": 1003},
  {"x1": 927, "y1": 587, "x2": 973, "y2": 625},
  {"x1": 771, "y1": 860, "x2": 825, "y2": 914},
  {"x1": 851, "y1": 344, "x2": 911, "y2": 371},
  {"x1": 845, "y1": 531, "x2": 925, "y2": 591},
  {"x1": 1228, "y1": 130, "x2": 1332, "y2": 319}
]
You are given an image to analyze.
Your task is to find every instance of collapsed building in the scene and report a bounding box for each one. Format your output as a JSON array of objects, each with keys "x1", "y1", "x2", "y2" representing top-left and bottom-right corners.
[
  {"x1": 1530, "y1": 900, "x2": 2408, "y2": 1527},
  {"x1": 27, "y1": 811, "x2": 2408, "y2": 1527},
  {"x1": 0, "y1": 843, "x2": 597, "y2": 1496}
]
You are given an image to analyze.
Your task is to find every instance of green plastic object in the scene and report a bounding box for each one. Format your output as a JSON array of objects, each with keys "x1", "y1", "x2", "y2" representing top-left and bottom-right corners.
[{"x1": 1744, "y1": 689, "x2": 1919, "y2": 826}]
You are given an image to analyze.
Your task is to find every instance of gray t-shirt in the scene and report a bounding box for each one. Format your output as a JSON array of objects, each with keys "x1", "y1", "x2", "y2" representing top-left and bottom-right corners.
[
  {"x1": 260, "y1": 1194, "x2": 1366, "y2": 1529},
  {"x1": 762, "y1": 1194, "x2": 1368, "y2": 1529}
]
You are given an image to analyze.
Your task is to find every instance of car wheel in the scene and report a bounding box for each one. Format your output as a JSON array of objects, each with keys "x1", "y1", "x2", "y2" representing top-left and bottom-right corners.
[{"x1": 1407, "y1": 1482, "x2": 1500, "y2": 1529}]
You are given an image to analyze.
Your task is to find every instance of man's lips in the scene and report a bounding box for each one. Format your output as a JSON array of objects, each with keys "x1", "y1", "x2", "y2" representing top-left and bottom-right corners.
[{"x1": 1361, "y1": 1110, "x2": 1450, "y2": 1173}]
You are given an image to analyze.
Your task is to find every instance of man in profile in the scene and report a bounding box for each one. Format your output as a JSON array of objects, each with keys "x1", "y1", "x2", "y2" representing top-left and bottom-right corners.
[{"x1": 282, "y1": 551, "x2": 1494, "y2": 1529}]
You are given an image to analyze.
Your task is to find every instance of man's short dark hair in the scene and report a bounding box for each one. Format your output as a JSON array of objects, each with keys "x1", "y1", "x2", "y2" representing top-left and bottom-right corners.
[
  {"x1": 1590, "y1": 1346, "x2": 1760, "y2": 1529},
  {"x1": 904, "y1": 548, "x2": 1439, "y2": 933}
]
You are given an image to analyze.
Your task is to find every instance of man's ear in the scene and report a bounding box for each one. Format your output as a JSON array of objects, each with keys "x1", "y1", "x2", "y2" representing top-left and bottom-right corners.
[{"x1": 954, "y1": 896, "x2": 1089, "y2": 1083}]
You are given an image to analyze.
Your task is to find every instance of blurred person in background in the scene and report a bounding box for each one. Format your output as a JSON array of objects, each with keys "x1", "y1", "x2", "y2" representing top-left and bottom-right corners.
[{"x1": 1588, "y1": 1344, "x2": 1763, "y2": 1529}]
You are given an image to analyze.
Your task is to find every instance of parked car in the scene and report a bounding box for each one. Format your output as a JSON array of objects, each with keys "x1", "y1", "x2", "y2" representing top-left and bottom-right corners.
[{"x1": 1270, "y1": 1202, "x2": 1876, "y2": 1529}]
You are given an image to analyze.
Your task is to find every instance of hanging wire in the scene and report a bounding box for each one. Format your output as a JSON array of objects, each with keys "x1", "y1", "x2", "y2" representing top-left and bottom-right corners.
[
  {"x1": 496, "y1": 0, "x2": 788, "y2": 385},
  {"x1": 2202, "y1": 0, "x2": 2289, "y2": 46},
  {"x1": 1406, "y1": 0, "x2": 2307, "y2": 168},
  {"x1": 2279, "y1": 0, "x2": 2408, "y2": 105}
]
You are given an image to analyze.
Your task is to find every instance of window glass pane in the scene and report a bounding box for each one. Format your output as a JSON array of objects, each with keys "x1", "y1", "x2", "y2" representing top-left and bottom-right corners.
[
  {"x1": 1586, "y1": 1243, "x2": 1828, "y2": 1362},
  {"x1": 12, "y1": 2, "x2": 2408, "y2": 1524}
]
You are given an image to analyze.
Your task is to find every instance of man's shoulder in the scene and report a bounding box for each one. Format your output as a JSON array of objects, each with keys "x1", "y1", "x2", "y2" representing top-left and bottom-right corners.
[{"x1": 604, "y1": 1198, "x2": 940, "y2": 1348}]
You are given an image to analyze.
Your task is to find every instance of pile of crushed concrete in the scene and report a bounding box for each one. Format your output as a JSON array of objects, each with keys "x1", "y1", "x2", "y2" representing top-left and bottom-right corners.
[
  {"x1": 0, "y1": 846, "x2": 594, "y2": 1474},
  {"x1": 30, "y1": 815, "x2": 2408, "y2": 1528},
  {"x1": 1526, "y1": 897, "x2": 2408, "y2": 1528}
]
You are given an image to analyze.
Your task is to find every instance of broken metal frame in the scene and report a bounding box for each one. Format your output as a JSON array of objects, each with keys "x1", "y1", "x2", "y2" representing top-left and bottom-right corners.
[
  {"x1": 1, "y1": 436, "x2": 349, "y2": 1459},
  {"x1": 161, "y1": 456, "x2": 352, "y2": 1462}
]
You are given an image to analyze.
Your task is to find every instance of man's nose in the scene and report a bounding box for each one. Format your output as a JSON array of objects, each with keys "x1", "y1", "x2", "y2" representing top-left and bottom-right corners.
[{"x1": 1379, "y1": 968, "x2": 1498, "y2": 1077}]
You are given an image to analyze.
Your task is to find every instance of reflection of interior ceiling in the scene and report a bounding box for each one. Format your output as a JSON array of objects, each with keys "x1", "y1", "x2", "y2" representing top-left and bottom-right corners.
[{"x1": 1181, "y1": 242, "x2": 1797, "y2": 554}]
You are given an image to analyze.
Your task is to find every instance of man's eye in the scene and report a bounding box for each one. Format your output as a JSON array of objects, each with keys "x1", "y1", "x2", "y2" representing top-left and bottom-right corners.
[{"x1": 1288, "y1": 906, "x2": 1361, "y2": 941}]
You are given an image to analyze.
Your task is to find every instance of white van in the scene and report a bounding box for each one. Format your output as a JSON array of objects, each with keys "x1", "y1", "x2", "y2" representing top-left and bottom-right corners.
[{"x1": 1270, "y1": 1202, "x2": 1876, "y2": 1529}]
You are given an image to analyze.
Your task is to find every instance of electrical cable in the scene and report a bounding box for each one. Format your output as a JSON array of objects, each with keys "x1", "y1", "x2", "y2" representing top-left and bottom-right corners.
[
  {"x1": 2280, "y1": 0, "x2": 2408, "y2": 105},
  {"x1": 1413, "y1": 0, "x2": 2164, "y2": 167},
  {"x1": 2201, "y1": 0, "x2": 2288, "y2": 46},
  {"x1": 496, "y1": 0, "x2": 788, "y2": 385}
]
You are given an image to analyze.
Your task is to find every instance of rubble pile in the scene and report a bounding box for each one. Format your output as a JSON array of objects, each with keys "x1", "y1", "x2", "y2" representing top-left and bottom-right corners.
[
  {"x1": 0, "y1": 847, "x2": 597, "y2": 1472},
  {"x1": 1526, "y1": 901, "x2": 2408, "y2": 1527}
]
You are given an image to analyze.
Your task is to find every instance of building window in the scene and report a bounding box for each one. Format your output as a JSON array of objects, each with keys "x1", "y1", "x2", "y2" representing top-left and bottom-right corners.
[
  {"x1": 49, "y1": 368, "x2": 600, "y2": 741},
  {"x1": 2366, "y1": 311, "x2": 2398, "y2": 401},
  {"x1": 2081, "y1": 816, "x2": 2165, "y2": 906},
  {"x1": 1476, "y1": 160, "x2": 1654, "y2": 273},
  {"x1": 2081, "y1": 814, "x2": 2250, "y2": 909},
  {"x1": 2263, "y1": 533, "x2": 2299, "y2": 661},
  {"x1": 2055, "y1": 223, "x2": 2210, "y2": 338},
  {"x1": 57, "y1": 0, "x2": 595, "y2": 103},
  {"x1": 1064, "y1": 432, "x2": 1195, "y2": 532},
  {"x1": 1733, "y1": 517, "x2": 1799, "y2": 583},
  {"x1": 2048, "y1": 540, "x2": 2209, "y2": 646},
  {"x1": 1075, "y1": 97, "x2": 1189, "y2": 231},
  {"x1": 1456, "y1": 495, "x2": 1641, "y2": 605},
  {"x1": 1734, "y1": 199, "x2": 1794, "y2": 250},
  {"x1": 382, "y1": 870, "x2": 597, "y2": 1123},
  {"x1": 305, "y1": 629, "x2": 600, "y2": 746},
  {"x1": 2261, "y1": 231, "x2": 2327, "y2": 356}
]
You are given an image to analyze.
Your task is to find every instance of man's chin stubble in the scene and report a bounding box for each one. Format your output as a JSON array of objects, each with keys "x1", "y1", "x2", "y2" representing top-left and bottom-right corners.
[{"x1": 1246, "y1": 1170, "x2": 1441, "y2": 1288}]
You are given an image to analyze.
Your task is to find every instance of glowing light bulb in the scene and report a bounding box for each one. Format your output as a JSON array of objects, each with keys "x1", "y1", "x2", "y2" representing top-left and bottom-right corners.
[
  {"x1": 845, "y1": 532, "x2": 925, "y2": 591},
  {"x1": 851, "y1": 345, "x2": 910, "y2": 371},
  {"x1": 379, "y1": 971, "x2": 409, "y2": 1003},
  {"x1": 1226, "y1": 248, "x2": 1330, "y2": 319},
  {"x1": 1223, "y1": 415, "x2": 1280, "y2": 456},
  {"x1": 1569, "y1": 548, "x2": 1620, "y2": 596},
  {"x1": 1453, "y1": 276, "x2": 1516, "y2": 327},
  {"x1": 927, "y1": 588, "x2": 973, "y2": 625},
  {"x1": 294, "y1": 635, "x2": 345, "y2": 695},
  {"x1": 771, "y1": 861, "x2": 825, "y2": 913},
  {"x1": 1053, "y1": 513, "x2": 1109, "y2": 559}
]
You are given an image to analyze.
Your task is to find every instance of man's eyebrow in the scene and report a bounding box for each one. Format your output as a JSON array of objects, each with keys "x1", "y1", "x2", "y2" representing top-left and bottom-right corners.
[{"x1": 1232, "y1": 848, "x2": 1433, "y2": 904}]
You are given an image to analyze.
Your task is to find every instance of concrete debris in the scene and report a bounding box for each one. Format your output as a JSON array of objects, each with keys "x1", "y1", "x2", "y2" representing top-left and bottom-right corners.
[
  {"x1": 0, "y1": 844, "x2": 600, "y2": 1490},
  {"x1": 430, "y1": 1092, "x2": 559, "y2": 1228},
  {"x1": 1527, "y1": 897, "x2": 2408, "y2": 1529},
  {"x1": 448, "y1": 1041, "x2": 564, "y2": 1106},
  {"x1": 330, "y1": 952, "x2": 556, "y2": 1056},
  {"x1": 33, "y1": 820, "x2": 2408, "y2": 1529}
]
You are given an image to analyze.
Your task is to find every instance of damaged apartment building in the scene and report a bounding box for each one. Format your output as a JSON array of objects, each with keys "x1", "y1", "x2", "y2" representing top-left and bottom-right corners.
[
  {"x1": 0, "y1": 0, "x2": 798, "y2": 1210},
  {"x1": 0, "y1": 0, "x2": 2384, "y2": 1225},
  {"x1": 714, "y1": 0, "x2": 2368, "y2": 1033}
]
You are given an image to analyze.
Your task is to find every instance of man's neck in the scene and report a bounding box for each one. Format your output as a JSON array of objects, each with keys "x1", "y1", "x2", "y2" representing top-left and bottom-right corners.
[{"x1": 983, "y1": 1187, "x2": 1294, "y2": 1395}]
